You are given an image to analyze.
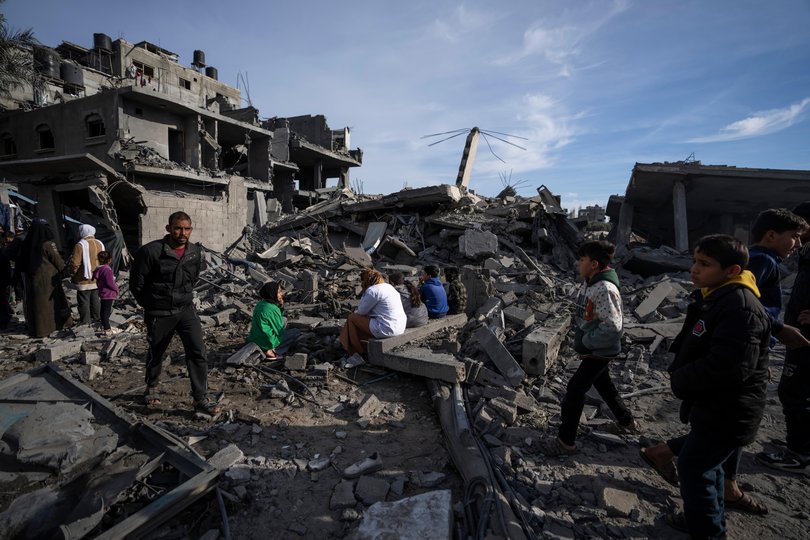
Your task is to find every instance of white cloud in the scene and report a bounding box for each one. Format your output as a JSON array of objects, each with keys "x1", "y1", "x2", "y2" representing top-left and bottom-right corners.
[
  {"x1": 471, "y1": 92, "x2": 579, "y2": 179},
  {"x1": 688, "y1": 97, "x2": 810, "y2": 143},
  {"x1": 494, "y1": 0, "x2": 630, "y2": 69},
  {"x1": 431, "y1": 4, "x2": 492, "y2": 43}
]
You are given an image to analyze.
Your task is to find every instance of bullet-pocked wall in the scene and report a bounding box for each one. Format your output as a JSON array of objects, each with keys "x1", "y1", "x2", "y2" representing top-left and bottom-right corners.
[{"x1": 137, "y1": 175, "x2": 247, "y2": 253}]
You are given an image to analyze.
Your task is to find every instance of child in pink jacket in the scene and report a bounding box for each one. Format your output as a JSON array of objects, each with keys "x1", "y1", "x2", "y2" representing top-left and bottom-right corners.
[{"x1": 92, "y1": 251, "x2": 119, "y2": 335}]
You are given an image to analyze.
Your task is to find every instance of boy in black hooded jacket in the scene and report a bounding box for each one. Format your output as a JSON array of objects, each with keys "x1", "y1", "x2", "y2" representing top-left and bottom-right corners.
[{"x1": 667, "y1": 235, "x2": 771, "y2": 539}]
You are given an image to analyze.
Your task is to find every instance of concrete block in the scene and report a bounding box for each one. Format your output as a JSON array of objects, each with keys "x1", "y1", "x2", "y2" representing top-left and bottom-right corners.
[
  {"x1": 476, "y1": 297, "x2": 502, "y2": 319},
  {"x1": 488, "y1": 397, "x2": 518, "y2": 425},
  {"x1": 503, "y1": 305, "x2": 535, "y2": 328},
  {"x1": 522, "y1": 316, "x2": 572, "y2": 376},
  {"x1": 634, "y1": 281, "x2": 673, "y2": 322},
  {"x1": 459, "y1": 229, "x2": 498, "y2": 259},
  {"x1": 36, "y1": 341, "x2": 83, "y2": 362},
  {"x1": 286, "y1": 316, "x2": 324, "y2": 329},
  {"x1": 285, "y1": 353, "x2": 308, "y2": 371},
  {"x1": 301, "y1": 270, "x2": 319, "y2": 292},
  {"x1": 482, "y1": 258, "x2": 502, "y2": 271},
  {"x1": 368, "y1": 348, "x2": 465, "y2": 383},
  {"x1": 208, "y1": 443, "x2": 245, "y2": 470},
  {"x1": 355, "y1": 475, "x2": 390, "y2": 505},
  {"x1": 354, "y1": 490, "x2": 452, "y2": 540},
  {"x1": 79, "y1": 364, "x2": 103, "y2": 381},
  {"x1": 330, "y1": 480, "x2": 357, "y2": 509},
  {"x1": 214, "y1": 308, "x2": 237, "y2": 326},
  {"x1": 473, "y1": 326, "x2": 525, "y2": 387},
  {"x1": 598, "y1": 486, "x2": 638, "y2": 517},
  {"x1": 108, "y1": 313, "x2": 127, "y2": 327},
  {"x1": 498, "y1": 291, "x2": 518, "y2": 307},
  {"x1": 358, "y1": 394, "x2": 385, "y2": 418},
  {"x1": 473, "y1": 365, "x2": 509, "y2": 387}
]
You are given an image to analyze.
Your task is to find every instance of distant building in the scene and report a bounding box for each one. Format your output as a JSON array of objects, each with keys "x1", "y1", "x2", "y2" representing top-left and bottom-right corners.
[
  {"x1": 577, "y1": 205, "x2": 606, "y2": 222},
  {"x1": 0, "y1": 34, "x2": 361, "y2": 252}
]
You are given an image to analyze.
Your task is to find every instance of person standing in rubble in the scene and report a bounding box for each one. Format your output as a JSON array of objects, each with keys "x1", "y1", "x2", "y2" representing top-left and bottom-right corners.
[
  {"x1": 68, "y1": 224, "x2": 104, "y2": 325},
  {"x1": 130, "y1": 211, "x2": 221, "y2": 417},
  {"x1": 540, "y1": 240, "x2": 636, "y2": 456},
  {"x1": 418, "y1": 265, "x2": 449, "y2": 319},
  {"x1": 340, "y1": 268, "x2": 406, "y2": 355},
  {"x1": 444, "y1": 266, "x2": 467, "y2": 315},
  {"x1": 0, "y1": 229, "x2": 14, "y2": 329},
  {"x1": 17, "y1": 219, "x2": 74, "y2": 337}
]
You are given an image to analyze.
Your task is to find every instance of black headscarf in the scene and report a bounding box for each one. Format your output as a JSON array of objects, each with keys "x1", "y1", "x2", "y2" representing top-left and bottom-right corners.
[
  {"x1": 259, "y1": 281, "x2": 282, "y2": 306},
  {"x1": 17, "y1": 219, "x2": 55, "y2": 274}
]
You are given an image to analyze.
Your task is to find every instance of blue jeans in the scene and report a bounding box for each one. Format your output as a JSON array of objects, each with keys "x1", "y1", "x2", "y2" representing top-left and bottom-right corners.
[{"x1": 677, "y1": 431, "x2": 736, "y2": 540}]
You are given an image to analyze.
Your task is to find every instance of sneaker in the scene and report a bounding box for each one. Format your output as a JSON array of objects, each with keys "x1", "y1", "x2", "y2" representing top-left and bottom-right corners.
[{"x1": 756, "y1": 450, "x2": 810, "y2": 477}]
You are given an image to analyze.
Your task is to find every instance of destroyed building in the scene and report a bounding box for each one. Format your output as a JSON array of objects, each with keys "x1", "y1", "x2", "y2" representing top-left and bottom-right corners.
[
  {"x1": 0, "y1": 34, "x2": 361, "y2": 252},
  {"x1": 608, "y1": 161, "x2": 810, "y2": 253}
]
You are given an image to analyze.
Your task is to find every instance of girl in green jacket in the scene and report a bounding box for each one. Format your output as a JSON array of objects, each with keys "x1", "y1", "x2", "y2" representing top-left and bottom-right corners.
[{"x1": 248, "y1": 282, "x2": 286, "y2": 358}]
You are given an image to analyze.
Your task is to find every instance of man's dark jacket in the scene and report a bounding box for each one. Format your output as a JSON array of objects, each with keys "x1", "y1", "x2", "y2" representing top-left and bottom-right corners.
[
  {"x1": 668, "y1": 282, "x2": 771, "y2": 446},
  {"x1": 130, "y1": 236, "x2": 204, "y2": 316}
]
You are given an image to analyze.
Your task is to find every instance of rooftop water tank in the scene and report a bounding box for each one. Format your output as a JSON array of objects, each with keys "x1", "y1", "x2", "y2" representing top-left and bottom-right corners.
[
  {"x1": 60, "y1": 62, "x2": 84, "y2": 87},
  {"x1": 192, "y1": 50, "x2": 206, "y2": 68},
  {"x1": 33, "y1": 46, "x2": 60, "y2": 79},
  {"x1": 93, "y1": 33, "x2": 113, "y2": 52},
  {"x1": 205, "y1": 66, "x2": 218, "y2": 80}
]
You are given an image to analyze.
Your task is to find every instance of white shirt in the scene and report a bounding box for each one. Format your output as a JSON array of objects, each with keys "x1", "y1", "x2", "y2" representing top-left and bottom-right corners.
[{"x1": 357, "y1": 283, "x2": 407, "y2": 338}]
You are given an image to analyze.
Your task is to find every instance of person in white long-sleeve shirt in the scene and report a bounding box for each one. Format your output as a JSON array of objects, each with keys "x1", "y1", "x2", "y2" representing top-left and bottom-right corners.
[{"x1": 340, "y1": 268, "x2": 407, "y2": 355}]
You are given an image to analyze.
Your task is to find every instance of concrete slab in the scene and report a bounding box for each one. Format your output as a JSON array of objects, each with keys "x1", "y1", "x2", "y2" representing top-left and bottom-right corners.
[
  {"x1": 503, "y1": 305, "x2": 535, "y2": 328},
  {"x1": 354, "y1": 490, "x2": 452, "y2": 540},
  {"x1": 459, "y1": 229, "x2": 498, "y2": 259},
  {"x1": 35, "y1": 341, "x2": 83, "y2": 362},
  {"x1": 368, "y1": 348, "x2": 465, "y2": 383},
  {"x1": 355, "y1": 475, "x2": 390, "y2": 505},
  {"x1": 208, "y1": 444, "x2": 245, "y2": 470},
  {"x1": 473, "y1": 326, "x2": 525, "y2": 387},
  {"x1": 367, "y1": 313, "x2": 467, "y2": 356}
]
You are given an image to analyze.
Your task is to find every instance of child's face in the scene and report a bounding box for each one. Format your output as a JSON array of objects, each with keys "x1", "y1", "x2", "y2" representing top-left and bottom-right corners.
[
  {"x1": 577, "y1": 256, "x2": 600, "y2": 281},
  {"x1": 691, "y1": 249, "x2": 739, "y2": 288},
  {"x1": 277, "y1": 288, "x2": 284, "y2": 304},
  {"x1": 761, "y1": 229, "x2": 802, "y2": 258}
]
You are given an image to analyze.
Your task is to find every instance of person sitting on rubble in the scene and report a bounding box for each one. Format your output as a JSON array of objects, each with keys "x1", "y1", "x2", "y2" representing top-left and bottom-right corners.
[
  {"x1": 539, "y1": 240, "x2": 636, "y2": 457},
  {"x1": 444, "y1": 266, "x2": 467, "y2": 315},
  {"x1": 340, "y1": 268, "x2": 406, "y2": 356},
  {"x1": 389, "y1": 272, "x2": 428, "y2": 328},
  {"x1": 651, "y1": 235, "x2": 770, "y2": 538},
  {"x1": 17, "y1": 218, "x2": 74, "y2": 337},
  {"x1": 248, "y1": 281, "x2": 301, "y2": 359},
  {"x1": 418, "y1": 265, "x2": 449, "y2": 319},
  {"x1": 68, "y1": 224, "x2": 104, "y2": 326}
]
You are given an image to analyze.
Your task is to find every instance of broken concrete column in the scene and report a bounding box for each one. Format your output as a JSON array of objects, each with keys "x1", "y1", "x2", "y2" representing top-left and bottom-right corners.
[
  {"x1": 634, "y1": 281, "x2": 673, "y2": 322},
  {"x1": 368, "y1": 348, "x2": 466, "y2": 383},
  {"x1": 473, "y1": 326, "x2": 526, "y2": 387},
  {"x1": 673, "y1": 180, "x2": 689, "y2": 252},
  {"x1": 521, "y1": 315, "x2": 572, "y2": 376},
  {"x1": 459, "y1": 229, "x2": 498, "y2": 259}
]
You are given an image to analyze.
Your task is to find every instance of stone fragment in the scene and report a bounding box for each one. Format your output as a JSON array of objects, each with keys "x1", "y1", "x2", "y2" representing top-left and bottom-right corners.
[
  {"x1": 36, "y1": 341, "x2": 83, "y2": 362},
  {"x1": 330, "y1": 480, "x2": 357, "y2": 510},
  {"x1": 488, "y1": 397, "x2": 518, "y2": 425},
  {"x1": 459, "y1": 229, "x2": 498, "y2": 259},
  {"x1": 503, "y1": 306, "x2": 535, "y2": 328},
  {"x1": 208, "y1": 443, "x2": 245, "y2": 470},
  {"x1": 354, "y1": 490, "x2": 453, "y2": 540},
  {"x1": 522, "y1": 316, "x2": 572, "y2": 376},
  {"x1": 285, "y1": 353, "x2": 308, "y2": 371},
  {"x1": 634, "y1": 281, "x2": 674, "y2": 322},
  {"x1": 358, "y1": 394, "x2": 384, "y2": 418},
  {"x1": 410, "y1": 471, "x2": 446, "y2": 488},
  {"x1": 355, "y1": 475, "x2": 390, "y2": 505},
  {"x1": 598, "y1": 486, "x2": 638, "y2": 517}
]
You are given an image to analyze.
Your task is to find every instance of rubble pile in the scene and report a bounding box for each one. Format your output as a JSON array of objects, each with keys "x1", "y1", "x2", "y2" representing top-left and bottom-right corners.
[{"x1": 0, "y1": 183, "x2": 807, "y2": 539}]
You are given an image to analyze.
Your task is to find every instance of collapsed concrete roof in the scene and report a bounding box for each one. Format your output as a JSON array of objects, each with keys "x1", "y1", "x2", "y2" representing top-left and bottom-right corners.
[{"x1": 607, "y1": 161, "x2": 810, "y2": 252}]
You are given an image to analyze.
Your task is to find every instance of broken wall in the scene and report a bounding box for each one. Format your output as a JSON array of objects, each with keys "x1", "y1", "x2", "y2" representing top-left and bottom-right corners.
[
  {"x1": 0, "y1": 92, "x2": 118, "y2": 162},
  {"x1": 119, "y1": 97, "x2": 200, "y2": 167},
  {"x1": 138, "y1": 175, "x2": 247, "y2": 252}
]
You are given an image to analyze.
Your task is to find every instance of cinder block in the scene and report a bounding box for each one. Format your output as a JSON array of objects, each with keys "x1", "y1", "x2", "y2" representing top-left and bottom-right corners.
[{"x1": 522, "y1": 316, "x2": 571, "y2": 375}]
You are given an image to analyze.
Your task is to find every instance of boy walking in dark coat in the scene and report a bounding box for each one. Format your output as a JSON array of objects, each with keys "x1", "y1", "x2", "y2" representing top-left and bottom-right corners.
[{"x1": 667, "y1": 235, "x2": 771, "y2": 539}]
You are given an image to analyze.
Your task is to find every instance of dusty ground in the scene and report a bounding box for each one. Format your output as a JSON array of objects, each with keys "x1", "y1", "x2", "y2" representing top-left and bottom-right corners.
[{"x1": 1, "y1": 313, "x2": 808, "y2": 539}]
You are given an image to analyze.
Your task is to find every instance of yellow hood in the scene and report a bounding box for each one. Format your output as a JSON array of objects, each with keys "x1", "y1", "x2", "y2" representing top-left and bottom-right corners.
[{"x1": 701, "y1": 269, "x2": 760, "y2": 299}]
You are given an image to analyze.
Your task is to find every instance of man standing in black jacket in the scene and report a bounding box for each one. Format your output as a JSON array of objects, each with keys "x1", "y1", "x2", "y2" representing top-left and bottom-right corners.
[{"x1": 130, "y1": 212, "x2": 220, "y2": 416}]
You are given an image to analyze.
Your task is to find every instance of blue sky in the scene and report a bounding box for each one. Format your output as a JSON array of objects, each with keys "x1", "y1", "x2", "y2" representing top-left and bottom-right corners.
[{"x1": 5, "y1": 0, "x2": 810, "y2": 210}]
